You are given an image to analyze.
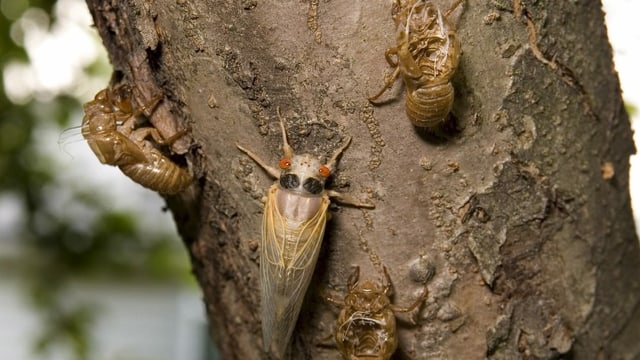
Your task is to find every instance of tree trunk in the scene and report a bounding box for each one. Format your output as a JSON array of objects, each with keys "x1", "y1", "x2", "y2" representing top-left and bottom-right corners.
[{"x1": 85, "y1": 0, "x2": 640, "y2": 358}]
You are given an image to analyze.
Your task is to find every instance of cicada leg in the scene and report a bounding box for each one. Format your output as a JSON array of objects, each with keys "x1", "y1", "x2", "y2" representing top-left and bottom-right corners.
[
  {"x1": 159, "y1": 127, "x2": 190, "y2": 145},
  {"x1": 325, "y1": 291, "x2": 345, "y2": 308},
  {"x1": 381, "y1": 265, "x2": 428, "y2": 313},
  {"x1": 369, "y1": 50, "x2": 402, "y2": 103},
  {"x1": 389, "y1": 283, "x2": 429, "y2": 313},
  {"x1": 236, "y1": 144, "x2": 281, "y2": 180},
  {"x1": 117, "y1": 93, "x2": 164, "y2": 137},
  {"x1": 444, "y1": 0, "x2": 464, "y2": 18},
  {"x1": 385, "y1": 46, "x2": 401, "y2": 68},
  {"x1": 382, "y1": 266, "x2": 394, "y2": 298},
  {"x1": 347, "y1": 266, "x2": 361, "y2": 289},
  {"x1": 130, "y1": 126, "x2": 189, "y2": 147},
  {"x1": 325, "y1": 189, "x2": 375, "y2": 209}
]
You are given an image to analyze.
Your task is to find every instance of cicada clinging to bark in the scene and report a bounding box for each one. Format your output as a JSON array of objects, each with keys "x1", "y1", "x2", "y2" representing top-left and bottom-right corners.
[{"x1": 237, "y1": 108, "x2": 374, "y2": 359}]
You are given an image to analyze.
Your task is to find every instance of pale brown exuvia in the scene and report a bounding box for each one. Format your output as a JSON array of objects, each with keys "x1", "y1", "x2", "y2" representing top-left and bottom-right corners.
[
  {"x1": 81, "y1": 82, "x2": 191, "y2": 195},
  {"x1": 369, "y1": 0, "x2": 463, "y2": 129},
  {"x1": 326, "y1": 266, "x2": 429, "y2": 360}
]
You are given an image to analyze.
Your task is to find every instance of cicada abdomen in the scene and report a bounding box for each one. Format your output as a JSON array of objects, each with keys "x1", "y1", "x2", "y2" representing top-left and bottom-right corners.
[
  {"x1": 370, "y1": 0, "x2": 463, "y2": 130},
  {"x1": 237, "y1": 108, "x2": 374, "y2": 359},
  {"x1": 118, "y1": 142, "x2": 192, "y2": 195},
  {"x1": 405, "y1": 81, "x2": 456, "y2": 128}
]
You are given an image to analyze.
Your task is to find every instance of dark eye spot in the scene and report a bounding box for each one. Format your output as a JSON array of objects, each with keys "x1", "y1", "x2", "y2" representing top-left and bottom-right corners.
[
  {"x1": 303, "y1": 178, "x2": 323, "y2": 195},
  {"x1": 280, "y1": 174, "x2": 299, "y2": 189}
]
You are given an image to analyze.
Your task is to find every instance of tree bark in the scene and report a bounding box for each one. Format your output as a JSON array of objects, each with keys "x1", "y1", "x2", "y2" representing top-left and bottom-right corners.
[{"x1": 85, "y1": 0, "x2": 640, "y2": 359}]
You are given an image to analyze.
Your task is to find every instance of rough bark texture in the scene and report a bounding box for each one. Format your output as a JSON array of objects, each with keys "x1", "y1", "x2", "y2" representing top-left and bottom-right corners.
[{"x1": 85, "y1": 0, "x2": 640, "y2": 359}]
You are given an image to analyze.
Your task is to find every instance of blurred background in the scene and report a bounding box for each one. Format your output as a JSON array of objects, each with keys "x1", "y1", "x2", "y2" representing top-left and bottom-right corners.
[{"x1": 0, "y1": 1, "x2": 636, "y2": 359}]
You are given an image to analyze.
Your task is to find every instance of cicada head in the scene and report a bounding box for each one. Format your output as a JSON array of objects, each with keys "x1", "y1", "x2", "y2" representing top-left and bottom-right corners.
[
  {"x1": 107, "y1": 83, "x2": 135, "y2": 115},
  {"x1": 278, "y1": 154, "x2": 331, "y2": 195},
  {"x1": 275, "y1": 111, "x2": 350, "y2": 196},
  {"x1": 347, "y1": 279, "x2": 392, "y2": 315},
  {"x1": 81, "y1": 109, "x2": 118, "y2": 138},
  {"x1": 344, "y1": 267, "x2": 393, "y2": 315}
]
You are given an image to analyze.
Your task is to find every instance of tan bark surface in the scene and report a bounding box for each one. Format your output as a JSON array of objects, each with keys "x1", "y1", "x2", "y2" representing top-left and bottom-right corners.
[{"x1": 85, "y1": 0, "x2": 640, "y2": 358}]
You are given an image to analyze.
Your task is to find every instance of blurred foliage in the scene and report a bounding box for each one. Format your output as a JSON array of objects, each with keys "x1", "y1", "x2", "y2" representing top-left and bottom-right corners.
[
  {"x1": 0, "y1": 1, "x2": 191, "y2": 359},
  {"x1": 625, "y1": 101, "x2": 637, "y2": 119}
]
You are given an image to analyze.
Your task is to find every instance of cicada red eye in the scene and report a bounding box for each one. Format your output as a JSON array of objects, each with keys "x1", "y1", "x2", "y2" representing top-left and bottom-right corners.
[
  {"x1": 318, "y1": 165, "x2": 331, "y2": 178},
  {"x1": 279, "y1": 158, "x2": 292, "y2": 169}
]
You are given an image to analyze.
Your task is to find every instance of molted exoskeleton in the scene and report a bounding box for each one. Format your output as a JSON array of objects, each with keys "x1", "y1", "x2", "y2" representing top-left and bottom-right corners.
[
  {"x1": 327, "y1": 266, "x2": 429, "y2": 360},
  {"x1": 81, "y1": 83, "x2": 191, "y2": 194},
  {"x1": 370, "y1": 0, "x2": 463, "y2": 129}
]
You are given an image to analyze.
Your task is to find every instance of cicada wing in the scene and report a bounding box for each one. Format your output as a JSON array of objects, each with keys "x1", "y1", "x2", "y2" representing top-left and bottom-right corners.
[{"x1": 261, "y1": 188, "x2": 330, "y2": 358}]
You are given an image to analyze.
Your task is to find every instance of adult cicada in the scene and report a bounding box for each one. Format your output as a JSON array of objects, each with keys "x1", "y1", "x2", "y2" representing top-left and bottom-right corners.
[
  {"x1": 369, "y1": 0, "x2": 463, "y2": 130},
  {"x1": 326, "y1": 266, "x2": 428, "y2": 360},
  {"x1": 237, "y1": 108, "x2": 374, "y2": 359}
]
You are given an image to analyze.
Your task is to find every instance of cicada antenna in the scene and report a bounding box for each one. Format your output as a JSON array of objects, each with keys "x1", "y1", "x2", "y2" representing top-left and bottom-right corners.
[
  {"x1": 276, "y1": 107, "x2": 295, "y2": 159},
  {"x1": 325, "y1": 136, "x2": 352, "y2": 172}
]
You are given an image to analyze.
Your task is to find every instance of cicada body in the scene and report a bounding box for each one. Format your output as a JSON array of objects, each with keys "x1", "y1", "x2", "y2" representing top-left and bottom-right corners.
[
  {"x1": 81, "y1": 83, "x2": 192, "y2": 195},
  {"x1": 370, "y1": 0, "x2": 463, "y2": 129},
  {"x1": 237, "y1": 108, "x2": 374, "y2": 359},
  {"x1": 328, "y1": 267, "x2": 428, "y2": 360},
  {"x1": 118, "y1": 141, "x2": 192, "y2": 195},
  {"x1": 81, "y1": 86, "x2": 144, "y2": 165},
  {"x1": 260, "y1": 172, "x2": 330, "y2": 360}
]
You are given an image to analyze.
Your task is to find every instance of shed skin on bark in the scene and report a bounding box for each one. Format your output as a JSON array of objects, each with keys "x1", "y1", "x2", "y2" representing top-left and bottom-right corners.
[{"x1": 84, "y1": 0, "x2": 640, "y2": 358}]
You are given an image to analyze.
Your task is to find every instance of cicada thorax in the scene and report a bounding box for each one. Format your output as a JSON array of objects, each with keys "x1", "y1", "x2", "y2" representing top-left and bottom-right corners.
[
  {"x1": 269, "y1": 183, "x2": 328, "y2": 266},
  {"x1": 410, "y1": 23, "x2": 461, "y2": 81},
  {"x1": 81, "y1": 87, "x2": 146, "y2": 166},
  {"x1": 81, "y1": 114, "x2": 120, "y2": 165},
  {"x1": 81, "y1": 85, "x2": 136, "y2": 129}
]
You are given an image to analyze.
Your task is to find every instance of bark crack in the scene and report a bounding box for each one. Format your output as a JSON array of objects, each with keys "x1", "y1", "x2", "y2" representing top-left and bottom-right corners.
[{"x1": 507, "y1": 0, "x2": 597, "y2": 120}]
